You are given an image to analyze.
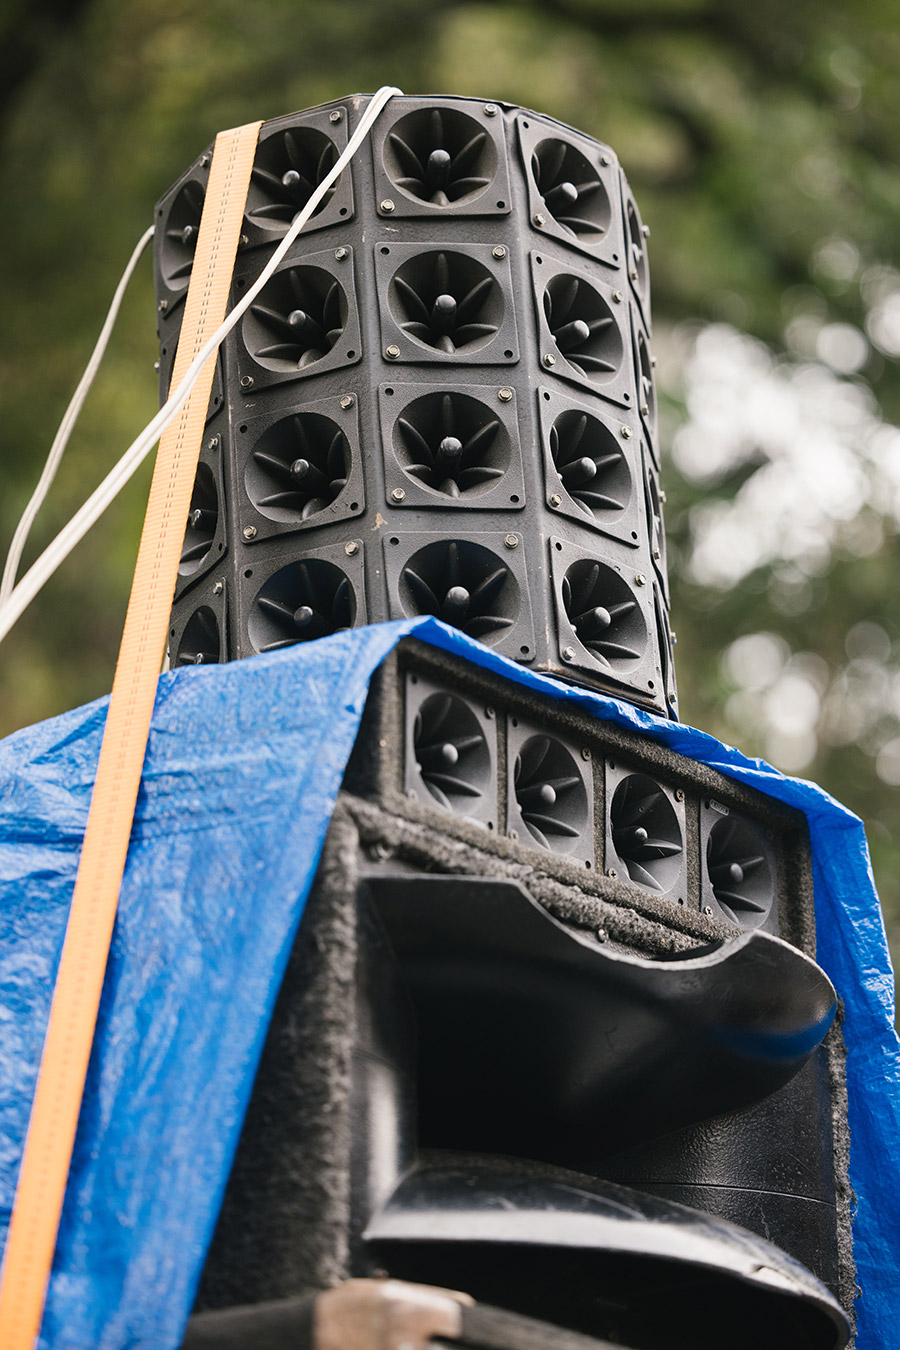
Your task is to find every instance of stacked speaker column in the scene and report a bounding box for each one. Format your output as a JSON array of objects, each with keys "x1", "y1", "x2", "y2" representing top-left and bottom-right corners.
[
  {"x1": 159, "y1": 97, "x2": 853, "y2": 1350},
  {"x1": 157, "y1": 93, "x2": 676, "y2": 718}
]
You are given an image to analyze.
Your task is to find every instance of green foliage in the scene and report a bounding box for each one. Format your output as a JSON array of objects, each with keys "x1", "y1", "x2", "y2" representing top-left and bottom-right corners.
[{"x1": 1, "y1": 0, "x2": 898, "y2": 973}]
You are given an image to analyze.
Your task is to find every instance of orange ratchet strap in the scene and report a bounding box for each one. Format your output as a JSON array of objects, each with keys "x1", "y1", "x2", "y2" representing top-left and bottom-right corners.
[{"x1": 0, "y1": 118, "x2": 262, "y2": 1349}]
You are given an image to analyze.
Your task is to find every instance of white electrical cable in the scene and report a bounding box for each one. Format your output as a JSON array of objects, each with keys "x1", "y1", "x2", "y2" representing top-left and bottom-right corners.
[
  {"x1": 0, "y1": 225, "x2": 156, "y2": 606},
  {"x1": 0, "y1": 85, "x2": 401, "y2": 647}
]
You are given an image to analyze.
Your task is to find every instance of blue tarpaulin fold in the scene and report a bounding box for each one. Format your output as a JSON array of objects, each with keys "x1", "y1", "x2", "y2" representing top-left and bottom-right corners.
[{"x1": 0, "y1": 618, "x2": 896, "y2": 1347}]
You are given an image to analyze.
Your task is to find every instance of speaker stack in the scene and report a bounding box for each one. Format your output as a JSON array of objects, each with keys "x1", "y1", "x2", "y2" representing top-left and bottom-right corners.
[{"x1": 157, "y1": 96, "x2": 854, "y2": 1350}]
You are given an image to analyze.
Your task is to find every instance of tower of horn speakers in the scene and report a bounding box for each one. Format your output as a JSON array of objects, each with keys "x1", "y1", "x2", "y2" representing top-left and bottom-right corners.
[{"x1": 158, "y1": 96, "x2": 855, "y2": 1350}]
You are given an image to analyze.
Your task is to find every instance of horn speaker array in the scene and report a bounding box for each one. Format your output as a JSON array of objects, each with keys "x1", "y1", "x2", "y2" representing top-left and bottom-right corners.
[{"x1": 156, "y1": 94, "x2": 674, "y2": 716}]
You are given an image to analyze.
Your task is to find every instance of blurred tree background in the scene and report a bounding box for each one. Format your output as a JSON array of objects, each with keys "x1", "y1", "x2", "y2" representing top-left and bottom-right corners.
[{"x1": 1, "y1": 0, "x2": 898, "y2": 972}]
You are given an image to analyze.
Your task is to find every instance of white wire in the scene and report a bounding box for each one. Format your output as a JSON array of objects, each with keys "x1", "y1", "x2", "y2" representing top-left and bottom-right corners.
[
  {"x1": 0, "y1": 225, "x2": 156, "y2": 606},
  {"x1": 0, "y1": 85, "x2": 402, "y2": 647}
]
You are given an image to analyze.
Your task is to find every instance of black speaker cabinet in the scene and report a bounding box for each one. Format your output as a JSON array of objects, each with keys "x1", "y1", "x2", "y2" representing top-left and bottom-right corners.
[
  {"x1": 185, "y1": 640, "x2": 853, "y2": 1350},
  {"x1": 156, "y1": 94, "x2": 676, "y2": 717}
]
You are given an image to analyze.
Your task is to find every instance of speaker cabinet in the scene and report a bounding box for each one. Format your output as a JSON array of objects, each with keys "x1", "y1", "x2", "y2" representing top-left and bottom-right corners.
[{"x1": 156, "y1": 94, "x2": 676, "y2": 717}]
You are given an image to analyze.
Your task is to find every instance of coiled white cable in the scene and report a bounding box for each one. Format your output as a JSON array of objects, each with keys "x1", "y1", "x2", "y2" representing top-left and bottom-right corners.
[
  {"x1": 0, "y1": 85, "x2": 401, "y2": 647},
  {"x1": 0, "y1": 225, "x2": 156, "y2": 606}
]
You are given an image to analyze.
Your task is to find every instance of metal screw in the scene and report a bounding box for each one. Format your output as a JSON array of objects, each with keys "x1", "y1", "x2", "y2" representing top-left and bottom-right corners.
[
  {"x1": 484, "y1": 103, "x2": 499, "y2": 117},
  {"x1": 380, "y1": 198, "x2": 395, "y2": 213},
  {"x1": 641, "y1": 402, "x2": 649, "y2": 416},
  {"x1": 562, "y1": 646, "x2": 576, "y2": 662},
  {"x1": 642, "y1": 224, "x2": 651, "y2": 238},
  {"x1": 334, "y1": 247, "x2": 349, "y2": 261},
  {"x1": 385, "y1": 344, "x2": 401, "y2": 360},
  {"x1": 340, "y1": 394, "x2": 354, "y2": 409},
  {"x1": 344, "y1": 541, "x2": 360, "y2": 557},
  {"x1": 660, "y1": 489, "x2": 667, "y2": 502},
  {"x1": 607, "y1": 868, "x2": 617, "y2": 879},
  {"x1": 620, "y1": 425, "x2": 632, "y2": 439},
  {"x1": 199, "y1": 153, "x2": 210, "y2": 168},
  {"x1": 704, "y1": 905, "x2": 714, "y2": 917},
  {"x1": 635, "y1": 573, "x2": 646, "y2": 587},
  {"x1": 239, "y1": 234, "x2": 249, "y2": 247},
  {"x1": 675, "y1": 787, "x2": 685, "y2": 801},
  {"x1": 612, "y1": 289, "x2": 623, "y2": 304},
  {"x1": 498, "y1": 387, "x2": 512, "y2": 402},
  {"x1": 368, "y1": 840, "x2": 393, "y2": 861},
  {"x1": 208, "y1": 435, "x2": 220, "y2": 451},
  {"x1": 329, "y1": 109, "x2": 343, "y2": 123},
  {"x1": 391, "y1": 487, "x2": 406, "y2": 503},
  {"x1": 653, "y1": 547, "x2": 661, "y2": 560},
  {"x1": 533, "y1": 212, "x2": 546, "y2": 227},
  {"x1": 581, "y1": 747, "x2": 591, "y2": 761},
  {"x1": 543, "y1": 353, "x2": 556, "y2": 368},
  {"x1": 651, "y1": 355, "x2": 658, "y2": 368},
  {"x1": 212, "y1": 581, "x2": 224, "y2": 596},
  {"x1": 157, "y1": 299, "x2": 168, "y2": 314},
  {"x1": 599, "y1": 154, "x2": 610, "y2": 166},
  {"x1": 240, "y1": 375, "x2": 254, "y2": 389},
  {"x1": 492, "y1": 245, "x2": 507, "y2": 259},
  {"x1": 504, "y1": 533, "x2": 518, "y2": 549},
  {"x1": 153, "y1": 360, "x2": 159, "y2": 372},
  {"x1": 242, "y1": 525, "x2": 257, "y2": 541},
  {"x1": 485, "y1": 707, "x2": 495, "y2": 719},
  {"x1": 671, "y1": 631, "x2": 677, "y2": 645},
  {"x1": 630, "y1": 268, "x2": 639, "y2": 281},
  {"x1": 549, "y1": 492, "x2": 562, "y2": 508},
  {"x1": 509, "y1": 828, "x2": 518, "y2": 841},
  {"x1": 596, "y1": 928, "x2": 608, "y2": 943}
]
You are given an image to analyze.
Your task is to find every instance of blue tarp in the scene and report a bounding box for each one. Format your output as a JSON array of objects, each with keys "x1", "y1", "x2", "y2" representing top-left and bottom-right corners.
[{"x1": 0, "y1": 617, "x2": 896, "y2": 1348}]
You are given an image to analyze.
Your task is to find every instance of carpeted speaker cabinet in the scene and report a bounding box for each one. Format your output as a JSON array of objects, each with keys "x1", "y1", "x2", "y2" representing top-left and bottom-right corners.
[
  {"x1": 157, "y1": 93, "x2": 676, "y2": 718},
  {"x1": 186, "y1": 640, "x2": 855, "y2": 1350}
]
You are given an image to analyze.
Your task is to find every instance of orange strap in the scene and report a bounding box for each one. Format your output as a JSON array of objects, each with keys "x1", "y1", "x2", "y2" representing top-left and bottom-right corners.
[{"x1": 0, "y1": 118, "x2": 261, "y2": 1349}]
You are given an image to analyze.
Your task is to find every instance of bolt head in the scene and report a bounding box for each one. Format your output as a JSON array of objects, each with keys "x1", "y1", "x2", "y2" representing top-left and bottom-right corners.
[
  {"x1": 212, "y1": 581, "x2": 224, "y2": 596},
  {"x1": 620, "y1": 425, "x2": 632, "y2": 439},
  {"x1": 562, "y1": 646, "x2": 576, "y2": 662},
  {"x1": 612, "y1": 289, "x2": 623, "y2": 303},
  {"x1": 549, "y1": 493, "x2": 562, "y2": 508},
  {"x1": 240, "y1": 375, "x2": 254, "y2": 389},
  {"x1": 607, "y1": 868, "x2": 617, "y2": 879},
  {"x1": 484, "y1": 103, "x2": 499, "y2": 116},
  {"x1": 641, "y1": 402, "x2": 649, "y2": 416},
  {"x1": 642, "y1": 223, "x2": 651, "y2": 238},
  {"x1": 596, "y1": 928, "x2": 608, "y2": 942},
  {"x1": 704, "y1": 905, "x2": 714, "y2": 917},
  {"x1": 242, "y1": 525, "x2": 257, "y2": 541},
  {"x1": 509, "y1": 828, "x2": 518, "y2": 840},
  {"x1": 345, "y1": 540, "x2": 359, "y2": 556},
  {"x1": 533, "y1": 212, "x2": 546, "y2": 227},
  {"x1": 485, "y1": 707, "x2": 495, "y2": 719},
  {"x1": 334, "y1": 247, "x2": 348, "y2": 261},
  {"x1": 340, "y1": 394, "x2": 354, "y2": 409},
  {"x1": 385, "y1": 344, "x2": 401, "y2": 360},
  {"x1": 635, "y1": 573, "x2": 646, "y2": 586},
  {"x1": 651, "y1": 355, "x2": 658, "y2": 368},
  {"x1": 675, "y1": 787, "x2": 685, "y2": 801},
  {"x1": 329, "y1": 109, "x2": 342, "y2": 123},
  {"x1": 157, "y1": 299, "x2": 168, "y2": 314},
  {"x1": 653, "y1": 547, "x2": 661, "y2": 560},
  {"x1": 581, "y1": 747, "x2": 591, "y2": 761},
  {"x1": 599, "y1": 154, "x2": 611, "y2": 166},
  {"x1": 391, "y1": 487, "x2": 406, "y2": 502},
  {"x1": 492, "y1": 245, "x2": 507, "y2": 259},
  {"x1": 543, "y1": 353, "x2": 556, "y2": 368},
  {"x1": 497, "y1": 387, "x2": 513, "y2": 402},
  {"x1": 380, "y1": 198, "x2": 395, "y2": 213},
  {"x1": 504, "y1": 533, "x2": 518, "y2": 549}
]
